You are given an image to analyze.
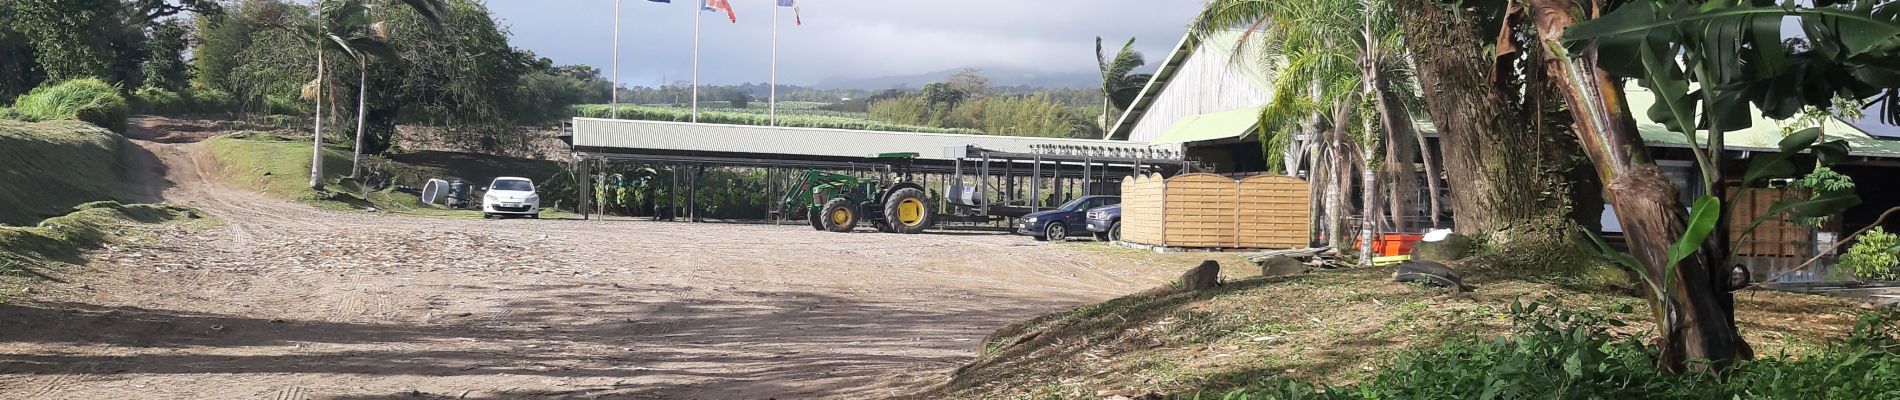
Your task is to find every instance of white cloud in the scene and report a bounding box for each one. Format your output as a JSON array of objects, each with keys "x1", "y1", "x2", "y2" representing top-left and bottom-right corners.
[{"x1": 488, "y1": 0, "x2": 1198, "y2": 85}]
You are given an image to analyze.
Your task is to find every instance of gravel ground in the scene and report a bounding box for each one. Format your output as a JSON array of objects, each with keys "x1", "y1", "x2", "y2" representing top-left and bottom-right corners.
[{"x1": 0, "y1": 123, "x2": 1224, "y2": 399}]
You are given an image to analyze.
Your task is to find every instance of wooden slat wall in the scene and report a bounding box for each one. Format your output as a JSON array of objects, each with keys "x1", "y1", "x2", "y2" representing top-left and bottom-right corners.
[
  {"x1": 1729, "y1": 187, "x2": 1810, "y2": 258},
  {"x1": 1121, "y1": 173, "x2": 1310, "y2": 249},
  {"x1": 1121, "y1": 173, "x2": 1167, "y2": 245}
]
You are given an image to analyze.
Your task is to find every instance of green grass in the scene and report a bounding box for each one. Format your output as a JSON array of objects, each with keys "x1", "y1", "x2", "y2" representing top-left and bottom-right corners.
[
  {"x1": 207, "y1": 132, "x2": 577, "y2": 219},
  {"x1": 939, "y1": 252, "x2": 1867, "y2": 399},
  {"x1": 0, "y1": 202, "x2": 198, "y2": 265},
  {"x1": 6, "y1": 78, "x2": 128, "y2": 133},
  {"x1": 1, "y1": 201, "x2": 201, "y2": 300},
  {"x1": 0, "y1": 120, "x2": 134, "y2": 227},
  {"x1": 570, "y1": 104, "x2": 984, "y2": 135}
]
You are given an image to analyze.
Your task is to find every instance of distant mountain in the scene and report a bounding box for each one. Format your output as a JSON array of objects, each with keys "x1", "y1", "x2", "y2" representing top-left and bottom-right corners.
[{"x1": 815, "y1": 67, "x2": 1101, "y2": 90}]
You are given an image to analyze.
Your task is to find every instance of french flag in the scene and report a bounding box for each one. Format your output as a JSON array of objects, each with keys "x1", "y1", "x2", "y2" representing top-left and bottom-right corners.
[
  {"x1": 778, "y1": 0, "x2": 801, "y2": 26},
  {"x1": 702, "y1": 0, "x2": 736, "y2": 23}
]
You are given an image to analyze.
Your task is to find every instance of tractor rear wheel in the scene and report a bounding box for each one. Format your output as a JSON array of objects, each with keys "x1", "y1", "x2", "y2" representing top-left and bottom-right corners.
[
  {"x1": 807, "y1": 208, "x2": 824, "y2": 231},
  {"x1": 882, "y1": 187, "x2": 933, "y2": 234},
  {"x1": 820, "y1": 198, "x2": 858, "y2": 233}
]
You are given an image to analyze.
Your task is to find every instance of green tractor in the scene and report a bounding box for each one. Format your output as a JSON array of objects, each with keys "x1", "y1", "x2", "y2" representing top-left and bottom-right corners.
[{"x1": 775, "y1": 169, "x2": 935, "y2": 234}]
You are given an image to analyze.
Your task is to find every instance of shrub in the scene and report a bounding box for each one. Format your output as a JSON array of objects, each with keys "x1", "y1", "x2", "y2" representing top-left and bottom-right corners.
[
  {"x1": 1209, "y1": 302, "x2": 1900, "y2": 399},
  {"x1": 7, "y1": 78, "x2": 128, "y2": 133},
  {"x1": 190, "y1": 88, "x2": 236, "y2": 114},
  {"x1": 132, "y1": 86, "x2": 187, "y2": 115},
  {"x1": 1842, "y1": 227, "x2": 1900, "y2": 281},
  {"x1": 265, "y1": 94, "x2": 306, "y2": 116}
]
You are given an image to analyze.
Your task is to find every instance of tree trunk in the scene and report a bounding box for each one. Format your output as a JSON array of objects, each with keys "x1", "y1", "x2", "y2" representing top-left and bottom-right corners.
[
  {"x1": 1323, "y1": 101, "x2": 1353, "y2": 248},
  {"x1": 1369, "y1": 80, "x2": 1420, "y2": 234},
  {"x1": 1360, "y1": 129, "x2": 1379, "y2": 267},
  {"x1": 1523, "y1": 0, "x2": 1751, "y2": 372},
  {"x1": 1307, "y1": 122, "x2": 1330, "y2": 246},
  {"x1": 1392, "y1": 0, "x2": 1580, "y2": 236},
  {"x1": 351, "y1": 58, "x2": 367, "y2": 179},
  {"x1": 309, "y1": 51, "x2": 325, "y2": 191},
  {"x1": 1413, "y1": 103, "x2": 1442, "y2": 229}
]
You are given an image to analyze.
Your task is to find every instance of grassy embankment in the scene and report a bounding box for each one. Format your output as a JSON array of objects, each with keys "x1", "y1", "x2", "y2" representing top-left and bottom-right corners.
[
  {"x1": 937, "y1": 244, "x2": 1874, "y2": 399},
  {"x1": 0, "y1": 119, "x2": 202, "y2": 302},
  {"x1": 206, "y1": 131, "x2": 575, "y2": 218}
]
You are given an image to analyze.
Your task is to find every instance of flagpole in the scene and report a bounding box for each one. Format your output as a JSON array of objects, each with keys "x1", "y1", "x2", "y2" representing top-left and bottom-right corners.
[
  {"x1": 691, "y1": 1, "x2": 701, "y2": 123},
  {"x1": 769, "y1": 3, "x2": 778, "y2": 126},
  {"x1": 610, "y1": 0, "x2": 620, "y2": 119}
]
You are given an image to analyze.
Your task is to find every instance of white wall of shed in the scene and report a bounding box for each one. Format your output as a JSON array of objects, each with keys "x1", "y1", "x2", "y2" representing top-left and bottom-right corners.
[{"x1": 1125, "y1": 41, "x2": 1271, "y2": 143}]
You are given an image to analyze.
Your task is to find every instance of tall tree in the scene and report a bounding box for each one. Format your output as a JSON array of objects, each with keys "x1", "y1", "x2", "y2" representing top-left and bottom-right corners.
[
  {"x1": 1195, "y1": 0, "x2": 1426, "y2": 263},
  {"x1": 1096, "y1": 36, "x2": 1151, "y2": 131},
  {"x1": 304, "y1": 0, "x2": 443, "y2": 190}
]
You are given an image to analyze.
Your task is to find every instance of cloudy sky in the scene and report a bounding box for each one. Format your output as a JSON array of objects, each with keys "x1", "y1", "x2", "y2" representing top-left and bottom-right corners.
[{"x1": 484, "y1": 0, "x2": 1203, "y2": 86}]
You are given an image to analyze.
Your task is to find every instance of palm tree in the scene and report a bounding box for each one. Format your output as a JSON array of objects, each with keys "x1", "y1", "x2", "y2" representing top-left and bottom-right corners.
[
  {"x1": 306, "y1": 0, "x2": 444, "y2": 190},
  {"x1": 1194, "y1": 0, "x2": 1435, "y2": 265},
  {"x1": 1095, "y1": 37, "x2": 1151, "y2": 132}
]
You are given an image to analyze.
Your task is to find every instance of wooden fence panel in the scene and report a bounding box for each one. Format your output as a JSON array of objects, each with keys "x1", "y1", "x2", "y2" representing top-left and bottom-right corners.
[
  {"x1": 1121, "y1": 173, "x2": 1166, "y2": 245},
  {"x1": 1120, "y1": 173, "x2": 1311, "y2": 249},
  {"x1": 1238, "y1": 175, "x2": 1311, "y2": 248},
  {"x1": 1163, "y1": 174, "x2": 1239, "y2": 247}
]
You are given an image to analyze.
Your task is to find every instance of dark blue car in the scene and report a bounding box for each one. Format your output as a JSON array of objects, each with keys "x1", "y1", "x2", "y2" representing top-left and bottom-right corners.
[
  {"x1": 1020, "y1": 195, "x2": 1120, "y2": 241},
  {"x1": 1086, "y1": 204, "x2": 1122, "y2": 241}
]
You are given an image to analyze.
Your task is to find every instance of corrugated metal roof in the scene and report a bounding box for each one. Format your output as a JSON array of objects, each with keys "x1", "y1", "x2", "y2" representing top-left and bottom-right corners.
[
  {"x1": 1626, "y1": 88, "x2": 1900, "y2": 158},
  {"x1": 572, "y1": 118, "x2": 1177, "y2": 161}
]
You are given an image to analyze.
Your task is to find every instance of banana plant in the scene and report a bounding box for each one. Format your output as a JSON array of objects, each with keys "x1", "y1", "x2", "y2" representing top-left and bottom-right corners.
[{"x1": 1537, "y1": 0, "x2": 1898, "y2": 371}]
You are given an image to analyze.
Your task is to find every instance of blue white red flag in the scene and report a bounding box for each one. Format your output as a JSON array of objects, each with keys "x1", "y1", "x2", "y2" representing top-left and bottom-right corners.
[
  {"x1": 702, "y1": 0, "x2": 736, "y2": 23},
  {"x1": 777, "y1": 0, "x2": 801, "y2": 26}
]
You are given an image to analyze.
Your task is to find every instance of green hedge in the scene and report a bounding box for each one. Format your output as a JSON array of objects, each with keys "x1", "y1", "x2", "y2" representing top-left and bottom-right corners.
[{"x1": 6, "y1": 78, "x2": 128, "y2": 133}]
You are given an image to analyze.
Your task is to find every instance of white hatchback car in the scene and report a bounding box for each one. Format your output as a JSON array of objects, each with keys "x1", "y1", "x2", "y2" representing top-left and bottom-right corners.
[{"x1": 482, "y1": 177, "x2": 541, "y2": 219}]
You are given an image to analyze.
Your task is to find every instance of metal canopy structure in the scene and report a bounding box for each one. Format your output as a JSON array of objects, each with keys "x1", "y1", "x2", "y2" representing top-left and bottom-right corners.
[
  {"x1": 569, "y1": 117, "x2": 1185, "y2": 171},
  {"x1": 564, "y1": 118, "x2": 1202, "y2": 224}
]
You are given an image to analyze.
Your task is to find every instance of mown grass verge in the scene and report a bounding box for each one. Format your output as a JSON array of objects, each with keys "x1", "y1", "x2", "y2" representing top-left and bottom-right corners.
[
  {"x1": 206, "y1": 132, "x2": 574, "y2": 219},
  {"x1": 0, "y1": 120, "x2": 134, "y2": 227},
  {"x1": 935, "y1": 259, "x2": 1869, "y2": 399}
]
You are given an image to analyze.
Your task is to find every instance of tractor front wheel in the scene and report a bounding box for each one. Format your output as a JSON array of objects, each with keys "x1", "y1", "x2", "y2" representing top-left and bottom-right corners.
[
  {"x1": 882, "y1": 187, "x2": 934, "y2": 234},
  {"x1": 820, "y1": 198, "x2": 858, "y2": 233},
  {"x1": 807, "y1": 208, "x2": 825, "y2": 231}
]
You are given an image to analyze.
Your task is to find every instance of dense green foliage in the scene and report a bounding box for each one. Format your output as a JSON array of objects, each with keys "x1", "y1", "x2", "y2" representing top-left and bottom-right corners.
[
  {"x1": 572, "y1": 104, "x2": 983, "y2": 135},
  {"x1": 0, "y1": 120, "x2": 133, "y2": 226},
  {"x1": 1842, "y1": 228, "x2": 1900, "y2": 282},
  {"x1": 584, "y1": 165, "x2": 782, "y2": 220},
  {"x1": 6, "y1": 79, "x2": 130, "y2": 133},
  {"x1": 1207, "y1": 303, "x2": 1900, "y2": 399},
  {"x1": 866, "y1": 91, "x2": 1095, "y2": 138}
]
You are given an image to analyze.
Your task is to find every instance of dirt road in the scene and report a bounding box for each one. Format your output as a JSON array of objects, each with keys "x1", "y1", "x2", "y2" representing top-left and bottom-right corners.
[{"x1": 0, "y1": 123, "x2": 1219, "y2": 399}]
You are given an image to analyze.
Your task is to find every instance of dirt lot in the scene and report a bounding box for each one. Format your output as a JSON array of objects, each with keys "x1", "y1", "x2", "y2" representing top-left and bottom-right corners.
[{"x1": 0, "y1": 125, "x2": 1231, "y2": 399}]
